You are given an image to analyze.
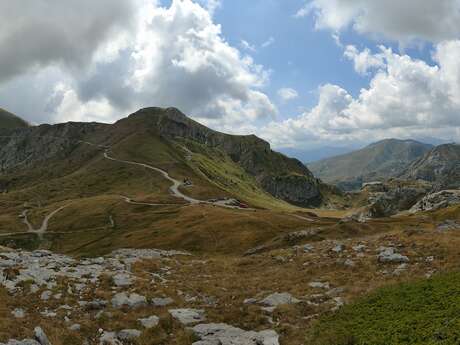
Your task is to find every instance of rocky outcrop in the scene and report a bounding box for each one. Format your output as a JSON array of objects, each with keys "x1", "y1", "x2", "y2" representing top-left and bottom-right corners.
[
  {"x1": 0, "y1": 122, "x2": 106, "y2": 173},
  {"x1": 361, "y1": 181, "x2": 432, "y2": 218},
  {"x1": 261, "y1": 174, "x2": 322, "y2": 206},
  {"x1": 410, "y1": 190, "x2": 460, "y2": 213}
]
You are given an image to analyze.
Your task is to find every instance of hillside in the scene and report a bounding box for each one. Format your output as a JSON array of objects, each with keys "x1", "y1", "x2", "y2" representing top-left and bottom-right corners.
[
  {"x1": 0, "y1": 107, "x2": 29, "y2": 129},
  {"x1": 308, "y1": 139, "x2": 433, "y2": 190},
  {"x1": 0, "y1": 107, "x2": 340, "y2": 256},
  {"x1": 402, "y1": 143, "x2": 460, "y2": 190}
]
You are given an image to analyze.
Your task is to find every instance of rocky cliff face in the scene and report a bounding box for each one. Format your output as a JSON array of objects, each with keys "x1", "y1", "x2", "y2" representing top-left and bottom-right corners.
[
  {"x1": 0, "y1": 122, "x2": 106, "y2": 172},
  {"x1": 402, "y1": 144, "x2": 460, "y2": 190},
  {"x1": 116, "y1": 107, "x2": 323, "y2": 206}
]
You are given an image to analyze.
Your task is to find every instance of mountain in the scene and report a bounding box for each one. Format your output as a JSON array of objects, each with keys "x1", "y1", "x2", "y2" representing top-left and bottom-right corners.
[
  {"x1": 402, "y1": 143, "x2": 460, "y2": 190},
  {"x1": 0, "y1": 108, "x2": 29, "y2": 129},
  {"x1": 0, "y1": 107, "x2": 331, "y2": 254},
  {"x1": 308, "y1": 139, "x2": 433, "y2": 190}
]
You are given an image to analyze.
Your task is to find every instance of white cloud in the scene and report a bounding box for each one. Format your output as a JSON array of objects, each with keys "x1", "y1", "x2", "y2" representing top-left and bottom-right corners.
[
  {"x1": 240, "y1": 40, "x2": 257, "y2": 52},
  {"x1": 344, "y1": 45, "x2": 385, "y2": 75},
  {"x1": 297, "y1": 0, "x2": 460, "y2": 44},
  {"x1": 262, "y1": 37, "x2": 275, "y2": 48},
  {"x1": 278, "y1": 88, "x2": 299, "y2": 102},
  {"x1": 261, "y1": 43, "x2": 460, "y2": 148},
  {"x1": 0, "y1": 0, "x2": 276, "y2": 130}
]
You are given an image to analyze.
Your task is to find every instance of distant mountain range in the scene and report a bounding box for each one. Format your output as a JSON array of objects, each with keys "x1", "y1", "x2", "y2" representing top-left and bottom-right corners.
[
  {"x1": 402, "y1": 143, "x2": 460, "y2": 190},
  {"x1": 308, "y1": 139, "x2": 434, "y2": 190},
  {"x1": 0, "y1": 108, "x2": 29, "y2": 129}
]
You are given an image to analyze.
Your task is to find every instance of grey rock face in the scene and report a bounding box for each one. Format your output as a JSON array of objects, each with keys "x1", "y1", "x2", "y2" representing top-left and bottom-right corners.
[
  {"x1": 261, "y1": 174, "x2": 322, "y2": 207},
  {"x1": 410, "y1": 190, "x2": 460, "y2": 213},
  {"x1": 169, "y1": 309, "x2": 206, "y2": 325},
  {"x1": 403, "y1": 143, "x2": 460, "y2": 190},
  {"x1": 192, "y1": 323, "x2": 279, "y2": 345}
]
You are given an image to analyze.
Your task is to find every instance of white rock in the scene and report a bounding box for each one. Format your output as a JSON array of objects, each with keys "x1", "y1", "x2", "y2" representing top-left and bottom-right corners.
[
  {"x1": 192, "y1": 323, "x2": 279, "y2": 345},
  {"x1": 138, "y1": 315, "x2": 160, "y2": 329},
  {"x1": 111, "y1": 293, "x2": 147, "y2": 309},
  {"x1": 309, "y1": 282, "x2": 330, "y2": 289},
  {"x1": 34, "y1": 327, "x2": 51, "y2": 345},
  {"x1": 169, "y1": 309, "x2": 206, "y2": 325},
  {"x1": 259, "y1": 292, "x2": 300, "y2": 307},
  {"x1": 151, "y1": 297, "x2": 174, "y2": 307},
  {"x1": 117, "y1": 329, "x2": 141, "y2": 341}
]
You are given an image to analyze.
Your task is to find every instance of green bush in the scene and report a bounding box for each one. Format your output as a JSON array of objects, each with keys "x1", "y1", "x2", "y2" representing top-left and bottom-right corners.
[{"x1": 307, "y1": 272, "x2": 460, "y2": 345}]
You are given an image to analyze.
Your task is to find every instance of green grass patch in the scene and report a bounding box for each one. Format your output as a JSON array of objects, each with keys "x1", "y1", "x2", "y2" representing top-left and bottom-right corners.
[{"x1": 307, "y1": 272, "x2": 460, "y2": 345}]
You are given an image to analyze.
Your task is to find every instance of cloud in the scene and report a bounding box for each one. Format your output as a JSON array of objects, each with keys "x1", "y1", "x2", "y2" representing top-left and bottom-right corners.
[
  {"x1": 261, "y1": 42, "x2": 460, "y2": 148},
  {"x1": 344, "y1": 45, "x2": 385, "y2": 75},
  {"x1": 0, "y1": 0, "x2": 135, "y2": 84},
  {"x1": 296, "y1": 0, "x2": 460, "y2": 44},
  {"x1": 0, "y1": 0, "x2": 276, "y2": 130},
  {"x1": 262, "y1": 37, "x2": 275, "y2": 48},
  {"x1": 240, "y1": 40, "x2": 257, "y2": 52},
  {"x1": 277, "y1": 88, "x2": 299, "y2": 102}
]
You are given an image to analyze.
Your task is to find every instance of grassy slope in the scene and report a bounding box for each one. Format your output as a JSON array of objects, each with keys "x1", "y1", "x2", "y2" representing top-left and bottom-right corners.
[
  {"x1": 307, "y1": 272, "x2": 460, "y2": 345},
  {"x1": 2, "y1": 130, "x2": 335, "y2": 256},
  {"x1": 0, "y1": 108, "x2": 28, "y2": 128}
]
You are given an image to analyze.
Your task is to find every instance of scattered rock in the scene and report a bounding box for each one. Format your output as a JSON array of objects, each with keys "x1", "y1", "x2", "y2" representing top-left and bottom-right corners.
[
  {"x1": 151, "y1": 297, "x2": 174, "y2": 307},
  {"x1": 377, "y1": 247, "x2": 409, "y2": 264},
  {"x1": 309, "y1": 282, "x2": 330, "y2": 289},
  {"x1": 169, "y1": 309, "x2": 206, "y2": 325},
  {"x1": 34, "y1": 327, "x2": 51, "y2": 345},
  {"x1": 259, "y1": 292, "x2": 300, "y2": 307},
  {"x1": 192, "y1": 323, "x2": 279, "y2": 345},
  {"x1": 12, "y1": 308, "x2": 25, "y2": 318},
  {"x1": 138, "y1": 315, "x2": 160, "y2": 329},
  {"x1": 111, "y1": 293, "x2": 147, "y2": 309},
  {"x1": 117, "y1": 329, "x2": 141, "y2": 341}
]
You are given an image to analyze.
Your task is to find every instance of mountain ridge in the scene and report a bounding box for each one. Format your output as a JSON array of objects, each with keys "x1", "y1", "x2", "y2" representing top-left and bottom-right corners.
[
  {"x1": 0, "y1": 107, "x2": 29, "y2": 129},
  {"x1": 308, "y1": 138, "x2": 433, "y2": 190}
]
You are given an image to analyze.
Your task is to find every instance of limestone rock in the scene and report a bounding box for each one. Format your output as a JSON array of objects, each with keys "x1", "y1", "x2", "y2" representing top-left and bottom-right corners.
[{"x1": 169, "y1": 308, "x2": 206, "y2": 325}]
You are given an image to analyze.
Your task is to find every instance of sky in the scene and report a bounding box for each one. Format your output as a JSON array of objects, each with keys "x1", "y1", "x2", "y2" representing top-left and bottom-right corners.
[{"x1": 1, "y1": 0, "x2": 460, "y2": 160}]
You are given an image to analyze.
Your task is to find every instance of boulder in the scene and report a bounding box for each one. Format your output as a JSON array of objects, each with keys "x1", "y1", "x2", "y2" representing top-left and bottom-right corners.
[
  {"x1": 111, "y1": 293, "x2": 147, "y2": 309},
  {"x1": 169, "y1": 309, "x2": 206, "y2": 325},
  {"x1": 377, "y1": 247, "x2": 409, "y2": 264},
  {"x1": 138, "y1": 315, "x2": 160, "y2": 329},
  {"x1": 259, "y1": 292, "x2": 300, "y2": 307},
  {"x1": 192, "y1": 323, "x2": 279, "y2": 345}
]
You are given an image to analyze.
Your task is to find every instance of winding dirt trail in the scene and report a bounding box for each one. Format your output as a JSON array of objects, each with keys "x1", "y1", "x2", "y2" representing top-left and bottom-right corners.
[
  {"x1": 104, "y1": 151, "x2": 201, "y2": 204},
  {"x1": 103, "y1": 150, "x2": 252, "y2": 210},
  {"x1": 20, "y1": 206, "x2": 67, "y2": 239}
]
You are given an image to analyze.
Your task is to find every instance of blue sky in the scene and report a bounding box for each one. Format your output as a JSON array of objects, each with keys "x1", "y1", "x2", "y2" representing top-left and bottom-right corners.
[{"x1": 1, "y1": 0, "x2": 460, "y2": 161}]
